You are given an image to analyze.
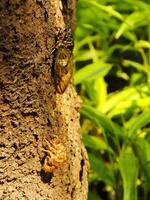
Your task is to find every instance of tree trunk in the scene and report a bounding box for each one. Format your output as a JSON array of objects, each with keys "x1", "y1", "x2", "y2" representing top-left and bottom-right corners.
[{"x1": 0, "y1": 0, "x2": 89, "y2": 199}]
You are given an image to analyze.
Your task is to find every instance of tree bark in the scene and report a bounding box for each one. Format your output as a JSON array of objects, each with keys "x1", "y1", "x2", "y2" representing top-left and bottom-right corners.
[{"x1": 0, "y1": 0, "x2": 89, "y2": 199}]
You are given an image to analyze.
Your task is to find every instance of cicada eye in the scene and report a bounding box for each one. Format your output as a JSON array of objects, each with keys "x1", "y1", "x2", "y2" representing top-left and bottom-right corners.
[
  {"x1": 65, "y1": 28, "x2": 72, "y2": 39},
  {"x1": 63, "y1": 29, "x2": 73, "y2": 43}
]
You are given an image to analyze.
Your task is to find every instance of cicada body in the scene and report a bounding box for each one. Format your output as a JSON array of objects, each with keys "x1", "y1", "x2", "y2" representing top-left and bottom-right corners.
[
  {"x1": 54, "y1": 47, "x2": 73, "y2": 94},
  {"x1": 52, "y1": 29, "x2": 74, "y2": 94}
]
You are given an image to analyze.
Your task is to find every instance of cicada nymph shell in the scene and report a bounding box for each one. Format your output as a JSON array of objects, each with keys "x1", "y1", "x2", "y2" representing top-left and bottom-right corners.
[{"x1": 42, "y1": 138, "x2": 67, "y2": 173}]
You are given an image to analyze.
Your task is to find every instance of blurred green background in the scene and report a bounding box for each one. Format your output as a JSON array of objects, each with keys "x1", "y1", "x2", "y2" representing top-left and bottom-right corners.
[{"x1": 74, "y1": 0, "x2": 150, "y2": 199}]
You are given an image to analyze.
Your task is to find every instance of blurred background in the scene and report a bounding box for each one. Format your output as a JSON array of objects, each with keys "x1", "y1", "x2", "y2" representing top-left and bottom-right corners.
[{"x1": 73, "y1": 0, "x2": 150, "y2": 199}]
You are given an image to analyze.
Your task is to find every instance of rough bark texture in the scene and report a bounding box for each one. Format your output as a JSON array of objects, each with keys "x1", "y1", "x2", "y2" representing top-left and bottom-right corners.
[{"x1": 0, "y1": 0, "x2": 89, "y2": 199}]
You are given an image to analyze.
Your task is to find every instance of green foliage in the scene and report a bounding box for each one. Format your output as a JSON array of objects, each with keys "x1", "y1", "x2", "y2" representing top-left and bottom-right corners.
[
  {"x1": 74, "y1": 0, "x2": 150, "y2": 199},
  {"x1": 119, "y1": 148, "x2": 139, "y2": 200}
]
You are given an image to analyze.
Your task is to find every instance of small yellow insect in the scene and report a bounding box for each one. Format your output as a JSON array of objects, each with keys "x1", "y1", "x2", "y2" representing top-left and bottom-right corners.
[{"x1": 42, "y1": 138, "x2": 67, "y2": 173}]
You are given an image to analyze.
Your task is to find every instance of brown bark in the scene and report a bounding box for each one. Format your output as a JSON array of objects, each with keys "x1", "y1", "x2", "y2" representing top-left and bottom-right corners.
[{"x1": 0, "y1": 0, "x2": 89, "y2": 199}]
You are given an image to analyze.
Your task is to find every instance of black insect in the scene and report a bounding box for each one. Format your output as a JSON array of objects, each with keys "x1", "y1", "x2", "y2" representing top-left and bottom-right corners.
[{"x1": 51, "y1": 28, "x2": 74, "y2": 94}]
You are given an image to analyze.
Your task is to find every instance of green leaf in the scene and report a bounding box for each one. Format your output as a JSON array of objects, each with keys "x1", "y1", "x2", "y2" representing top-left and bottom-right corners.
[
  {"x1": 123, "y1": 59, "x2": 148, "y2": 73},
  {"x1": 75, "y1": 49, "x2": 104, "y2": 62},
  {"x1": 81, "y1": 0, "x2": 124, "y2": 21},
  {"x1": 89, "y1": 153, "x2": 115, "y2": 185},
  {"x1": 103, "y1": 85, "x2": 149, "y2": 114},
  {"x1": 128, "y1": 110, "x2": 150, "y2": 136},
  {"x1": 119, "y1": 148, "x2": 139, "y2": 200},
  {"x1": 108, "y1": 97, "x2": 150, "y2": 118},
  {"x1": 81, "y1": 105, "x2": 121, "y2": 153},
  {"x1": 83, "y1": 134, "x2": 110, "y2": 152},
  {"x1": 133, "y1": 139, "x2": 150, "y2": 190},
  {"x1": 94, "y1": 77, "x2": 107, "y2": 110},
  {"x1": 74, "y1": 35, "x2": 100, "y2": 52},
  {"x1": 103, "y1": 87, "x2": 140, "y2": 113},
  {"x1": 81, "y1": 105, "x2": 115, "y2": 134},
  {"x1": 74, "y1": 62, "x2": 112, "y2": 85},
  {"x1": 116, "y1": 11, "x2": 149, "y2": 39},
  {"x1": 125, "y1": 0, "x2": 150, "y2": 10},
  {"x1": 135, "y1": 40, "x2": 150, "y2": 49}
]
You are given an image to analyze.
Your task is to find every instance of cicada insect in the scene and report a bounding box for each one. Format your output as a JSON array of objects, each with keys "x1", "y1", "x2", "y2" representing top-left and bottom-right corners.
[
  {"x1": 52, "y1": 29, "x2": 74, "y2": 94},
  {"x1": 54, "y1": 47, "x2": 73, "y2": 93}
]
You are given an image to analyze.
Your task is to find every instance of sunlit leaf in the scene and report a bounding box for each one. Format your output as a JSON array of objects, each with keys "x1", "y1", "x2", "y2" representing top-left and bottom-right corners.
[
  {"x1": 116, "y1": 11, "x2": 149, "y2": 39},
  {"x1": 102, "y1": 86, "x2": 148, "y2": 113},
  {"x1": 135, "y1": 40, "x2": 150, "y2": 49},
  {"x1": 81, "y1": 105, "x2": 115, "y2": 134},
  {"x1": 119, "y1": 148, "x2": 139, "y2": 200},
  {"x1": 123, "y1": 59, "x2": 148, "y2": 73},
  {"x1": 82, "y1": 0, "x2": 124, "y2": 21},
  {"x1": 128, "y1": 110, "x2": 150, "y2": 136},
  {"x1": 83, "y1": 134, "x2": 110, "y2": 152},
  {"x1": 74, "y1": 62, "x2": 112, "y2": 85}
]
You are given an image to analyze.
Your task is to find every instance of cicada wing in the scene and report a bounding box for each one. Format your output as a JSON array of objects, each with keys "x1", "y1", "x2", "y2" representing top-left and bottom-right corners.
[{"x1": 54, "y1": 48, "x2": 73, "y2": 94}]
